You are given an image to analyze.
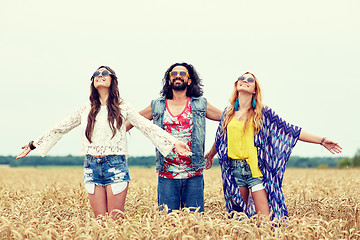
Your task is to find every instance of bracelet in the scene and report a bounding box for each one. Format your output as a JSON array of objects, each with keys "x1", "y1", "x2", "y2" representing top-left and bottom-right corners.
[
  {"x1": 28, "y1": 141, "x2": 36, "y2": 150},
  {"x1": 320, "y1": 137, "x2": 326, "y2": 146}
]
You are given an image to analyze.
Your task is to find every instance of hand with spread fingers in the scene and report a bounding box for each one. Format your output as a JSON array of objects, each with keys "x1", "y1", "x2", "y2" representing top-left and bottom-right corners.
[
  {"x1": 321, "y1": 138, "x2": 342, "y2": 154},
  {"x1": 174, "y1": 141, "x2": 193, "y2": 157},
  {"x1": 299, "y1": 130, "x2": 343, "y2": 155}
]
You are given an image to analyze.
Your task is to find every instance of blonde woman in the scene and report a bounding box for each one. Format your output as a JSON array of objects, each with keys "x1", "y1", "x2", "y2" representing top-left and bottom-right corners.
[
  {"x1": 16, "y1": 66, "x2": 192, "y2": 219},
  {"x1": 205, "y1": 72, "x2": 342, "y2": 219}
]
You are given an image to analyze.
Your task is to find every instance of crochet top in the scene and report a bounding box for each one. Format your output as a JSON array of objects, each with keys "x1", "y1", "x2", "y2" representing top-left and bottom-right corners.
[{"x1": 35, "y1": 102, "x2": 177, "y2": 157}]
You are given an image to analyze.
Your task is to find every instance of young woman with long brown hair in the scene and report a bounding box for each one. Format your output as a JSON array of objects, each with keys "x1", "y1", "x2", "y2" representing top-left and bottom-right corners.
[
  {"x1": 205, "y1": 72, "x2": 342, "y2": 219},
  {"x1": 16, "y1": 66, "x2": 192, "y2": 219}
]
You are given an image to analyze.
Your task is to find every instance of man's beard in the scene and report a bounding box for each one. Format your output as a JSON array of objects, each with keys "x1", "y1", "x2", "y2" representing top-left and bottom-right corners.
[{"x1": 170, "y1": 79, "x2": 188, "y2": 91}]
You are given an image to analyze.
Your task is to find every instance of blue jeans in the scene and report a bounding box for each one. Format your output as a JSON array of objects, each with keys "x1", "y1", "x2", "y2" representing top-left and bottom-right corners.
[{"x1": 157, "y1": 175, "x2": 204, "y2": 212}]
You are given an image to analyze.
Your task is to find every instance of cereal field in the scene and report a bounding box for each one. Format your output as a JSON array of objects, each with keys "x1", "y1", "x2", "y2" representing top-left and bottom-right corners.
[{"x1": 0, "y1": 165, "x2": 359, "y2": 239}]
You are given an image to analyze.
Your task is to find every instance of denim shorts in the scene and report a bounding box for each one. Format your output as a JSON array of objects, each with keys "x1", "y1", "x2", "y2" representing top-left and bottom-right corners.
[
  {"x1": 229, "y1": 158, "x2": 264, "y2": 191},
  {"x1": 83, "y1": 155, "x2": 130, "y2": 194}
]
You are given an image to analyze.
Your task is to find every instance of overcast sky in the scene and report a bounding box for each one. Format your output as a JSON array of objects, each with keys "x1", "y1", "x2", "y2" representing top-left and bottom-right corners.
[{"x1": 1, "y1": 0, "x2": 359, "y2": 159}]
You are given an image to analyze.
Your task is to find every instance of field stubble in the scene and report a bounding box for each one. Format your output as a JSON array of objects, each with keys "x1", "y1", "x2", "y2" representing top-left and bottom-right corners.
[{"x1": 0, "y1": 165, "x2": 359, "y2": 239}]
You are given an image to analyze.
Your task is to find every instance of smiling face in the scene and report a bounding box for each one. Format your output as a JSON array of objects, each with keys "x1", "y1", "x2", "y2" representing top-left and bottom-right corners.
[
  {"x1": 93, "y1": 68, "x2": 112, "y2": 90},
  {"x1": 169, "y1": 66, "x2": 192, "y2": 91},
  {"x1": 236, "y1": 73, "x2": 256, "y2": 95}
]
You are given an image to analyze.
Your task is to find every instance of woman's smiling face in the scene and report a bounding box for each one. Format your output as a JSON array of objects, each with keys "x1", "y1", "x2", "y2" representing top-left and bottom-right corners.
[
  {"x1": 93, "y1": 68, "x2": 112, "y2": 90},
  {"x1": 236, "y1": 73, "x2": 256, "y2": 94}
]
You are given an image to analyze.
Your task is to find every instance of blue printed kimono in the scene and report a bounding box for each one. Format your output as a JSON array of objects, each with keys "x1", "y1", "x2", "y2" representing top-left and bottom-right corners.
[{"x1": 215, "y1": 106, "x2": 301, "y2": 219}]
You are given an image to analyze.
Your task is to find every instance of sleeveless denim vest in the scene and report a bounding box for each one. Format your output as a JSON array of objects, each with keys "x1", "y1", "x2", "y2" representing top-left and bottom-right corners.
[{"x1": 151, "y1": 96, "x2": 207, "y2": 172}]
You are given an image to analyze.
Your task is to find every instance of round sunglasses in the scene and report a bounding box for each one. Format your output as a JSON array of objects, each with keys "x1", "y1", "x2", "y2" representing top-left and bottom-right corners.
[
  {"x1": 238, "y1": 76, "x2": 255, "y2": 83},
  {"x1": 93, "y1": 70, "x2": 111, "y2": 78}
]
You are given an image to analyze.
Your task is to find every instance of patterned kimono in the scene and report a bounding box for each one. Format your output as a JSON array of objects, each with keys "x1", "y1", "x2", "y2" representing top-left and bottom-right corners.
[{"x1": 215, "y1": 106, "x2": 301, "y2": 219}]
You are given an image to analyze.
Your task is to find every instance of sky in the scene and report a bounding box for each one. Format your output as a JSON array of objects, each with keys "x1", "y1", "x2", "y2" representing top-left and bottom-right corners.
[{"x1": 1, "y1": 0, "x2": 359, "y2": 159}]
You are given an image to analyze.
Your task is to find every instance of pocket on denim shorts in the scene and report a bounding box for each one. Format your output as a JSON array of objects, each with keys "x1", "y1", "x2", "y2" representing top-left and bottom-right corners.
[
  {"x1": 84, "y1": 159, "x2": 91, "y2": 168},
  {"x1": 230, "y1": 165, "x2": 241, "y2": 177},
  {"x1": 107, "y1": 156, "x2": 126, "y2": 168}
]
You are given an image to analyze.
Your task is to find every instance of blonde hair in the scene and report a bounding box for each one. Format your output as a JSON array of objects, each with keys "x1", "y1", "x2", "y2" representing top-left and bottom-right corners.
[{"x1": 221, "y1": 72, "x2": 263, "y2": 135}]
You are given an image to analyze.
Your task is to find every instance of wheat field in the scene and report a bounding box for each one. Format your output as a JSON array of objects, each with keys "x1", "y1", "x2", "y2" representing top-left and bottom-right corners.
[{"x1": 0, "y1": 165, "x2": 359, "y2": 239}]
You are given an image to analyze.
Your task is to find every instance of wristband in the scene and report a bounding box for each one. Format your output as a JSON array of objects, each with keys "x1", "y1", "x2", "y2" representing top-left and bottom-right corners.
[
  {"x1": 28, "y1": 141, "x2": 36, "y2": 150},
  {"x1": 320, "y1": 137, "x2": 326, "y2": 146}
]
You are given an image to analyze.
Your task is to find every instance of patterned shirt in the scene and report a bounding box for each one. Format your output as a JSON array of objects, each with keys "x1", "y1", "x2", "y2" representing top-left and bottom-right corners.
[
  {"x1": 216, "y1": 106, "x2": 301, "y2": 219},
  {"x1": 159, "y1": 97, "x2": 203, "y2": 179}
]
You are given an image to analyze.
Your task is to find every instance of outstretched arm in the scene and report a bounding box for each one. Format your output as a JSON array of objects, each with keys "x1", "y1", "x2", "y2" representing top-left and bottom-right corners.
[
  {"x1": 125, "y1": 102, "x2": 192, "y2": 157},
  {"x1": 125, "y1": 103, "x2": 191, "y2": 156},
  {"x1": 206, "y1": 102, "x2": 222, "y2": 121},
  {"x1": 126, "y1": 104, "x2": 153, "y2": 131},
  {"x1": 299, "y1": 129, "x2": 342, "y2": 154},
  {"x1": 16, "y1": 105, "x2": 85, "y2": 159}
]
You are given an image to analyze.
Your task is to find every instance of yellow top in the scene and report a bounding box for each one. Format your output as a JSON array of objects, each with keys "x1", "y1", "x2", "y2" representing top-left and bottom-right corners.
[{"x1": 227, "y1": 117, "x2": 263, "y2": 178}]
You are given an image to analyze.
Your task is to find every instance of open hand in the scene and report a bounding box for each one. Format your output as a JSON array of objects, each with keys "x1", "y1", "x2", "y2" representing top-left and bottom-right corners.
[
  {"x1": 174, "y1": 141, "x2": 193, "y2": 157},
  {"x1": 16, "y1": 144, "x2": 31, "y2": 160},
  {"x1": 322, "y1": 138, "x2": 342, "y2": 154}
]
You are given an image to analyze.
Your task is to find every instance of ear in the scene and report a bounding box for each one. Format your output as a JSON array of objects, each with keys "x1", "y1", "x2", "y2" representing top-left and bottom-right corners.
[{"x1": 187, "y1": 78, "x2": 192, "y2": 85}]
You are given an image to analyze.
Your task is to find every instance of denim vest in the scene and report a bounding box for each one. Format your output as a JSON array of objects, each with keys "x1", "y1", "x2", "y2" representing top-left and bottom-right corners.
[{"x1": 151, "y1": 96, "x2": 207, "y2": 172}]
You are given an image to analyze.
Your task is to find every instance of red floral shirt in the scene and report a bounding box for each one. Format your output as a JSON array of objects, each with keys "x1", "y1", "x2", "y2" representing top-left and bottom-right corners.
[{"x1": 158, "y1": 97, "x2": 203, "y2": 179}]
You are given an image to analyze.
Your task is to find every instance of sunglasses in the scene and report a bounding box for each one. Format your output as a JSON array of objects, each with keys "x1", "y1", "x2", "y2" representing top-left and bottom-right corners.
[
  {"x1": 238, "y1": 76, "x2": 255, "y2": 83},
  {"x1": 93, "y1": 70, "x2": 111, "y2": 78},
  {"x1": 169, "y1": 71, "x2": 189, "y2": 77}
]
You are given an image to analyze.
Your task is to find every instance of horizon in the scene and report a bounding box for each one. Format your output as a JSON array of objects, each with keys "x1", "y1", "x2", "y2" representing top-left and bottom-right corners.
[{"x1": 1, "y1": 0, "x2": 359, "y2": 158}]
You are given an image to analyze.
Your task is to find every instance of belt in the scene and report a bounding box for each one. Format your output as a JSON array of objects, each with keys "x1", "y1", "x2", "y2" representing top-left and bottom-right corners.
[
  {"x1": 89, "y1": 155, "x2": 107, "y2": 158},
  {"x1": 228, "y1": 158, "x2": 247, "y2": 168}
]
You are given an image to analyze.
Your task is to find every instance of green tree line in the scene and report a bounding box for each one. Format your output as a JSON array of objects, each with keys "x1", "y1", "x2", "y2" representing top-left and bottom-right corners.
[
  {"x1": 337, "y1": 148, "x2": 360, "y2": 168},
  {"x1": 1, "y1": 152, "x2": 359, "y2": 168}
]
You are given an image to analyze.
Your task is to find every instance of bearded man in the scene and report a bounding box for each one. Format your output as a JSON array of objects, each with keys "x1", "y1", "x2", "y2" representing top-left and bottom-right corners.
[{"x1": 128, "y1": 62, "x2": 222, "y2": 212}]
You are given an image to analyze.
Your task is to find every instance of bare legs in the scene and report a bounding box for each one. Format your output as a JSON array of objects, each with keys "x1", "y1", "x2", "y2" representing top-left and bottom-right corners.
[
  {"x1": 87, "y1": 183, "x2": 129, "y2": 220},
  {"x1": 239, "y1": 186, "x2": 270, "y2": 216},
  {"x1": 251, "y1": 189, "x2": 270, "y2": 215},
  {"x1": 88, "y1": 185, "x2": 107, "y2": 217},
  {"x1": 106, "y1": 184, "x2": 128, "y2": 219}
]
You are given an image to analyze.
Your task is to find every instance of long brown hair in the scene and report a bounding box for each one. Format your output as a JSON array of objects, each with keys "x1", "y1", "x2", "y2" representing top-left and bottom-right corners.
[
  {"x1": 85, "y1": 66, "x2": 124, "y2": 143},
  {"x1": 221, "y1": 72, "x2": 263, "y2": 135}
]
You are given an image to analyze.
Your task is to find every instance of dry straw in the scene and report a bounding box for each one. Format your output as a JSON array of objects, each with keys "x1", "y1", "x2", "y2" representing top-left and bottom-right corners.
[{"x1": 0, "y1": 166, "x2": 359, "y2": 239}]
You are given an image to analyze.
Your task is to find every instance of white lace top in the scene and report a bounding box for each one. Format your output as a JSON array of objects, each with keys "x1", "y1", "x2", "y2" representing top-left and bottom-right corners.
[{"x1": 35, "y1": 102, "x2": 177, "y2": 157}]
